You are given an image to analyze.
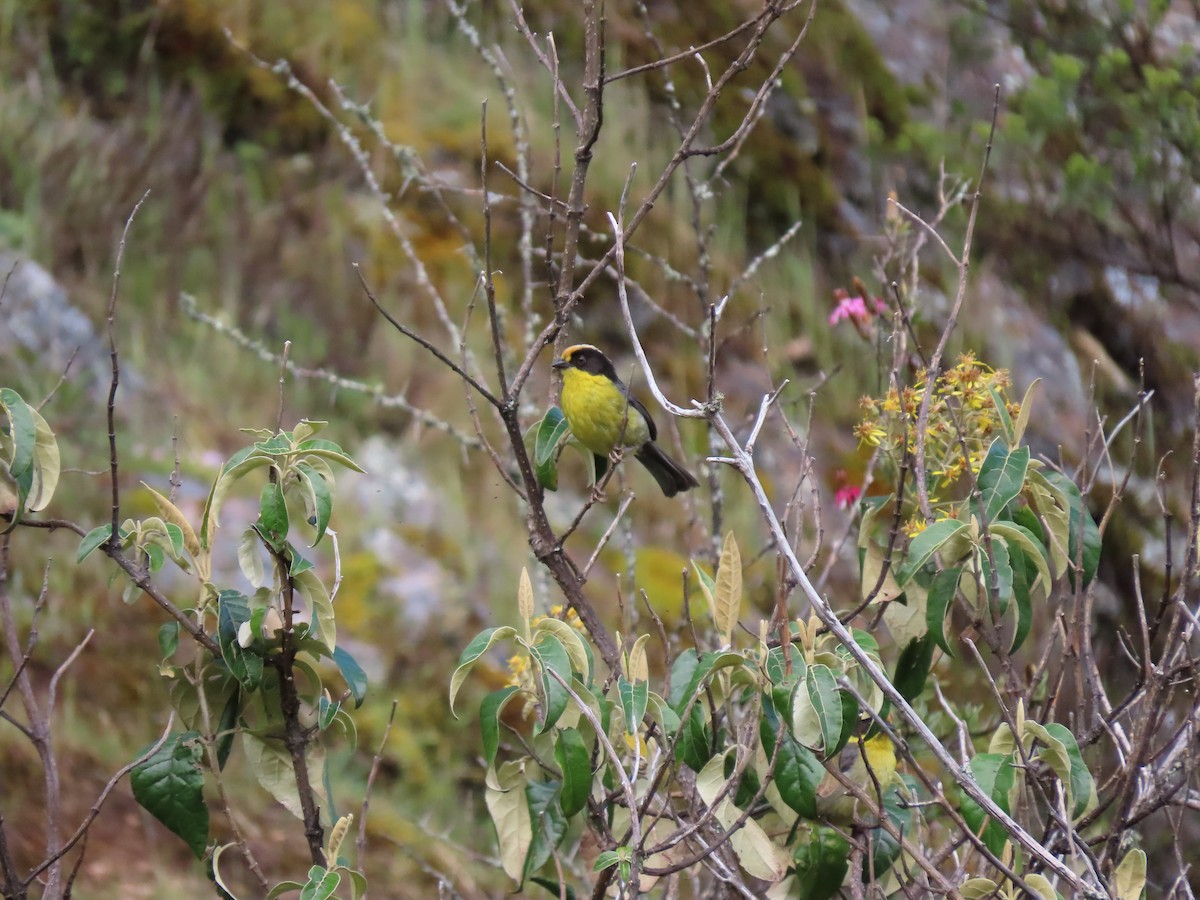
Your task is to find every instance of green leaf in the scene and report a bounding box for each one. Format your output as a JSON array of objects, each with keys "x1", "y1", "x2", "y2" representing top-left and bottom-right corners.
[
  {"x1": 677, "y1": 703, "x2": 712, "y2": 772},
  {"x1": 646, "y1": 691, "x2": 681, "y2": 736},
  {"x1": 287, "y1": 545, "x2": 314, "y2": 576},
  {"x1": 959, "y1": 753, "x2": 1015, "y2": 857},
  {"x1": 897, "y1": 519, "x2": 969, "y2": 584},
  {"x1": 1, "y1": 388, "x2": 36, "y2": 486},
  {"x1": 792, "y1": 825, "x2": 849, "y2": 900},
  {"x1": 449, "y1": 626, "x2": 518, "y2": 715},
  {"x1": 765, "y1": 644, "x2": 806, "y2": 688},
  {"x1": 593, "y1": 850, "x2": 620, "y2": 872},
  {"x1": 523, "y1": 778, "x2": 568, "y2": 883},
  {"x1": 532, "y1": 617, "x2": 591, "y2": 684},
  {"x1": 77, "y1": 524, "x2": 114, "y2": 563},
  {"x1": 131, "y1": 731, "x2": 209, "y2": 859},
  {"x1": 534, "y1": 407, "x2": 570, "y2": 467},
  {"x1": 832, "y1": 690, "x2": 859, "y2": 756},
  {"x1": 215, "y1": 691, "x2": 239, "y2": 772},
  {"x1": 257, "y1": 481, "x2": 289, "y2": 550},
  {"x1": 618, "y1": 677, "x2": 648, "y2": 735},
  {"x1": 690, "y1": 561, "x2": 716, "y2": 616},
  {"x1": 294, "y1": 569, "x2": 335, "y2": 653},
  {"x1": 143, "y1": 540, "x2": 165, "y2": 573},
  {"x1": 554, "y1": 727, "x2": 591, "y2": 817},
  {"x1": 296, "y1": 439, "x2": 365, "y2": 473},
  {"x1": 1011, "y1": 504, "x2": 1046, "y2": 544},
  {"x1": 978, "y1": 537, "x2": 1013, "y2": 612},
  {"x1": 1043, "y1": 470, "x2": 1101, "y2": 589},
  {"x1": 669, "y1": 650, "x2": 746, "y2": 716},
  {"x1": 719, "y1": 748, "x2": 760, "y2": 809},
  {"x1": 892, "y1": 633, "x2": 935, "y2": 702},
  {"x1": 481, "y1": 685, "x2": 521, "y2": 770},
  {"x1": 985, "y1": 383, "x2": 1016, "y2": 446},
  {"x1": 866, "y1": 782, "x2": 912, "y2": 879},
  {"x1": 163, "y1": 523, "x2": 185, "y2": 561},
  {"x1": 805, "y1": 664, "x2": 843, "y2": 757},
  {"x1": 1008, "y1": 544, "x2": 1034, "y2": 654},
  {"x1": 532, "y1": 633, "x2": 572, "y2": 734},
  {"x1": 990, "y1": 522, "x2": 1052, "y2": 596},
  {"x1": 1027, "y1": 470, "x2": 1071, "y2": 573},
  {"x1": 218, "y1": 590, "x2": 262, "y2": 691},
  {"x1": 1030, "y1": 722, "x2": 1095, "y2": 820},
  {"x1": 298, "y1": 866, "x2": 340, "y2": 900},
  {"x1": 158, "y1": 622, "x2": 180, "y2": 660},
  {"x1": 977, "y1": 439, "x2": 1030, "y2": 521},
  {"x1": 761, "y1": 703, "x2": 822, "y2": 819},
  {"x1": 316, "y1": 696, "x2": 340, "y2": 734},
  {"x1": 255, "y1": 433, "x2": 293, "y2": 454},
  {"x1": 332, "y1": 646, "x2": 368, "y2": 708},
  {"x1": 295, "y1": 462, "x2": 333, "y2": 546},
  {"x1": 200, "y1": 448, "x2": 274, "y2": 550},
  {"x1": 668, "y1": 650, "x2": 701, "y2": 708}
]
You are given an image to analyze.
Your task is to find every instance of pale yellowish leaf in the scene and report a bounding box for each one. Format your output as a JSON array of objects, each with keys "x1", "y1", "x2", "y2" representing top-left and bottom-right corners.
[
  {"x1": 861, "y1": 543, "x2": 905, "y2": 605},
  {"x1": 242, "y1": 732, "x2": 326, "y2": 820},
  {"x1": 1024, "y1": 873, "x2": 1059, "y2": 899},
  {"x1": 695, "y1": 750, "x2": 787, "y2": 883},
  {"x1": 1012, "y1": 378, "x2": 1042, "y2": 446},
  {"x1": 517, "y1": 567, "x2": 534, "y2": 624},
  {"x1": 1114, "y1": 848, "x2": 1146, "y2": 900},
  {"x1": 713, "y1": 532, "x2": 742, "y2": 647},
  {"x1": 27, "y1": 406, "x2": 60, "y2": 513},
  {"x1": 626, "y1": 633, "x2": 651, "y2": 683},
  {"x1": 960, "y1": 878, "x2": 999, "y2": 899},
  {"x1": 484, "y1": 760, "x2": 532, "y2": 883}
]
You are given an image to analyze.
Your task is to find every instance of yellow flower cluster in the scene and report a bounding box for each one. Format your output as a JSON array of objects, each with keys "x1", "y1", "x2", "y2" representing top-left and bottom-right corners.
[
  {"x1": 532, "y1": 605, "x2": 585, "y2": 632},
  {"x1": 857, "y1": 352, "x2": 1017, "y2": 503},
  {"x1": 506, "y1": 605, "x2": 586, "y2": 695}
]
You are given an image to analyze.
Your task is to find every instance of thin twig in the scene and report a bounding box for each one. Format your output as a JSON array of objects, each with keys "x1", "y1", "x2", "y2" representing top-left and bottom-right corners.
[
  {"x1": 106, "y1": 190, "x2": 151, "y2": 547},
  {"x1": 356, "y1": 699, "x2": 399, "y2": 866},
  {"x1": 24, "y1": 716, "x2": 175, "y2": 884}
]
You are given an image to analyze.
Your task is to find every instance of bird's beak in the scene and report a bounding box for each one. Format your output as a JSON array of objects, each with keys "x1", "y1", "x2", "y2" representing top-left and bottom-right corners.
[{"x1": 551, "y1": 359, "x2": 568, "y2": 370}]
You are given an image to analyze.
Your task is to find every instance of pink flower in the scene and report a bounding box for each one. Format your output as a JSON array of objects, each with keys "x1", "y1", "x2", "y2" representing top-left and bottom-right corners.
[
  {"x1": 828, "y1": 285, "x2": 888, "y2": 328},
  {"x1": 835, "y1": 483, "x2": 862, "y2": 510},
  {"x1": 828, "y1": 295, "x2": 870, "y2": 326},
  {"x1": 833, "y1": 469, "x2": 862, "y2": 509}
]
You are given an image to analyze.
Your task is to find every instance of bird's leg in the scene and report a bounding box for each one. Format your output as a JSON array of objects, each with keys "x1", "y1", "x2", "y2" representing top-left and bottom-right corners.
[{"x1": 591, "y1": 447, "x2": 625, "y2": 502}]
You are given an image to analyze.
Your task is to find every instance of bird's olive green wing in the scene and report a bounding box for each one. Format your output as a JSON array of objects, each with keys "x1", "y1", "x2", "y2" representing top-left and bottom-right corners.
[{"x1": 622, "y1": 389, "x2": 658, "y2": 442}]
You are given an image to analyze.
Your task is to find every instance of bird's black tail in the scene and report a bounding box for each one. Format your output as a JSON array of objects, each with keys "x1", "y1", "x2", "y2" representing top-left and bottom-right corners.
[{"x1": 635, "y1": 442, "x2": 699, "y2": 497}]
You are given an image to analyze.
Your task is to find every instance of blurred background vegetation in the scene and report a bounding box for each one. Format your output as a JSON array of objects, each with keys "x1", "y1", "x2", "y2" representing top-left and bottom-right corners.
[{"x1": 1, "y1": 0, "x2": 1197, "y2": 895}]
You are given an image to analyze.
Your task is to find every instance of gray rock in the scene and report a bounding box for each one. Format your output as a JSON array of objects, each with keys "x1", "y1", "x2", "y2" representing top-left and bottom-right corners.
[{"x1": 0, "y1": 250, "x2": 112, "y2": 396}]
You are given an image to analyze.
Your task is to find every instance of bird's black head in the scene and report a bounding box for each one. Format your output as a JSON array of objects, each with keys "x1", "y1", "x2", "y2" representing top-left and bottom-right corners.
[{"x1": 553, "y1": 344, "x2": 617, "y2": 379}]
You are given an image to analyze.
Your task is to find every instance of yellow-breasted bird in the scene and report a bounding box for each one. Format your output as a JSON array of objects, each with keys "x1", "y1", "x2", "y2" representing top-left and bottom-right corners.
[
  {"x1": 552, "y1": 344, "x2": 699, "y2": 497},
  {"x1": 815, "y1": 732, "x2": 899, "y2": 824}
]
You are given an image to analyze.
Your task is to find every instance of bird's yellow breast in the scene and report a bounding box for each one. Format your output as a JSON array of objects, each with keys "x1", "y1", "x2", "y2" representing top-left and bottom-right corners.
[{"x1": 560, "y1": 368, "x2": 650, "y2": 456}]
